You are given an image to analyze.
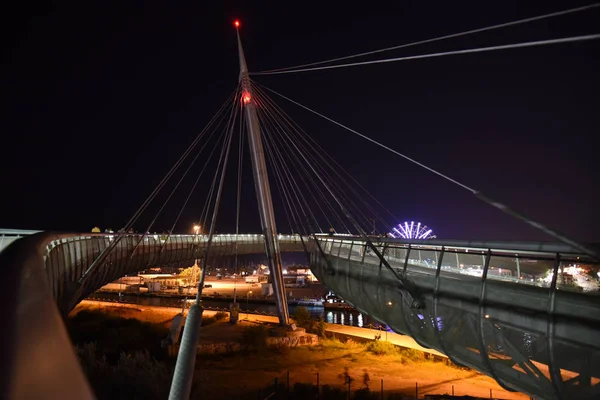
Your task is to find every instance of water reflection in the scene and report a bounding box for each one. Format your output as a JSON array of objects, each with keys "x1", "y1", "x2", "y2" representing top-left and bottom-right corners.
[{"x1": 89, "y1": 293, "x2": 385, "y2": 328}]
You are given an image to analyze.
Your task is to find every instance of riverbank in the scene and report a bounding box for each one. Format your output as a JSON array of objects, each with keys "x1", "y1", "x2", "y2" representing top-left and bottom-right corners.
[
  {"x1": 74, "y1": 300, "x2": 437, "y2": 357},
  {"x1": 71, "y1": 300, "x2": 528, "y2": 400}
]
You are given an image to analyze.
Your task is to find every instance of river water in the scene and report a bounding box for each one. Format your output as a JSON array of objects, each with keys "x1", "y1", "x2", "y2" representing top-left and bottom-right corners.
[{"x1": 88, "y1": 292, "x2": 387, "y2": 329}]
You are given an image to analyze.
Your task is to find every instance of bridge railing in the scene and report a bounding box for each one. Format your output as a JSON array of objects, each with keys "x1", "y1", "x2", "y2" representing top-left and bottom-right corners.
[
  {"x1": 311, "y1": 235, "x2": 600, "y2": 400},
  {"x1": 315, "y1": 235, "x2": 600, "y2": 294},
  {"x1": 40, "y1": 233, "x2": 305, "y2": 310}
]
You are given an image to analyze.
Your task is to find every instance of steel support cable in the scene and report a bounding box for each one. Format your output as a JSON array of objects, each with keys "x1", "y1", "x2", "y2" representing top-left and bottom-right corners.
[
  {"x1": 272, "y1": 121, "x2": 382, "y2": 234},
  {"x1": 257, "y1": 4, "x2": 600, "y2": 73},
  {"x1": 263, "y1": 133, "x2": 312, "y2": 235},
  {"x1": 279, "y1": 126, "x2": 395, "y2": 234},
  {"x1": 199, "y1": 158, "x2": 220, "y2": 231},
  {"x1": 259, "y1": 84, "x2": 600, "y2": 260},
  {"x1": 264, "y1": 104, "x2": 424, "y2": 306},
  {"x1": 260, "y1": 105, "x2": 325, "y2": 236},
  {"x1": 167, "y1": 122, "x2": 229, "y2": 239},
  {"x1": 268, "y1": 131, "x2": 316, "y2": 236},
  {"x1": 233, "y1": 101, "x2": 245, "y2": 304},
  {"x1": 168, "y1": 100, "x2": 238, "y2": 400},
  {"x1": 197, "y1": 92, "x2": 243, "y2": 231},
  {"x1": 265, "y1": 135, "x2": 309, "y2": 235},
  {"x1": 255, "y1": 103, "x2": 324, "y2": 233},
  {"x1": 255, "y1": 88, "x2": 375, "y2": 235},
  {"x1": 198, "y1": 114, "x2": 236, "y2": 232},
  {"x1": 273, "y1": 122, "x2": 370, "y2": 233},
  {"x1": 252, "y1": 34, "x2": 600, "y2": 75},
  {"x1": 257, "y1": 84, "x2": 476, "y2": 192},
  {"x1": 254, "y1": 100, "x2": 329, "y2": 232},
  {"x1": 94, "y1": 94, "x2": 235, "y2": 274},
  {"x1": 257, "y1": 95, "x2": 332, "y2": 236},
  {"x1": 253, "y1": 85, "x2": 354, "y2": 232},
  {"x1": 133, "y1": 101, "x2": 239, "y2": 257},
  {"x1": 163, "y1": 100, "x2": 237, "y2": 249},
  {"x1": 254, "y1": 90, "x2": 350, "y2": 233},
  {"x1": 121, "y1": 90, "x2": 238, "y2": 232},
  {"x1": 259, "y1": 111, "x2": 300, "y2": 233},
  {"x1": 75, "y1": 90, "x2": 237, "y2": 289},
  {"x1": 259, "y1": 120, "x2": 294, "y2": 232},
  {"x1": 251, "y1": 81, "x2": 398, "y2": 232},
  {"x1": 272, "y1": 126, "x2": 352, "y2": 233},
  {"x1": 262, "y1": 122, "x2": 319, "y2": 235},
  {"x1": 257, "y1": 103, "x2": 331, "y2": 229},
  {"x1": 260, "y1": 123, "x2": 298, "y2": 233}
]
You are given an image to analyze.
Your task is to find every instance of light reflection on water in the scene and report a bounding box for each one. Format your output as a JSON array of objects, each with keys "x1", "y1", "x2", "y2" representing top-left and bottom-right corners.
[{"x1": 90, "y1": 292, "x2": 385, "y2": 328}]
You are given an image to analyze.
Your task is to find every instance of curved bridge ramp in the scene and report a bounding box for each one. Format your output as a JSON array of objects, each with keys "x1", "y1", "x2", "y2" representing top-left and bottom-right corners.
[
  {"x1": 310, "y1": 236, "x2": 600, "y2": 400},
  {"x1": 0, "y1": 231, "x2": 305, "y2": 400}
]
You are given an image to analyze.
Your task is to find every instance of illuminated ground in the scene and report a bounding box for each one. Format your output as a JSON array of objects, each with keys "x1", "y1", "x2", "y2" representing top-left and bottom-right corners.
[{"x1": 72, "y1": 301, "x2": 530, "y2": 399}]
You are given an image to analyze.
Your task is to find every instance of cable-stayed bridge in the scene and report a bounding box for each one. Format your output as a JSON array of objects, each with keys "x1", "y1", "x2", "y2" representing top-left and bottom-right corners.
[{"x1": 2, "y1": 5, "x2": 600, "y2": 400}]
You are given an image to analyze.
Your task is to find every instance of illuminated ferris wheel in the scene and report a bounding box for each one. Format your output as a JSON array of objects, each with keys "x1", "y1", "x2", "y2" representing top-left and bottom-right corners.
[{"x1": 389, "y1": 221, "x2": 436, "y2": 239}]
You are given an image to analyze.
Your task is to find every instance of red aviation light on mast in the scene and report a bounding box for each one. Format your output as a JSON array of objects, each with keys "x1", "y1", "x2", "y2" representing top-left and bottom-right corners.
[
  {"x1": 234, "y1": 20, "x2": 240, "y2": 28},
  {"x1": 242, "y1": 91, "x2": 251, "y2": 104}
]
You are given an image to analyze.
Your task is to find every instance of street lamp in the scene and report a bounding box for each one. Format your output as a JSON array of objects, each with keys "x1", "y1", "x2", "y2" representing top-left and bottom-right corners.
[
  {"x1": 246, "y1": 290, "x2": 252, "y2": 320},
  {"x1": 193, "y1": 224, "x2": 201, "y2": 266}
]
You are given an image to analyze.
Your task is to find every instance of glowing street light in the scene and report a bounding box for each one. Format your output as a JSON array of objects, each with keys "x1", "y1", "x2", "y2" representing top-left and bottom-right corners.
[
  {"x1": 246, "y1": 290, "x2": 253, "y2": 320},
  {"x1": 193, "y1": 225, "x2": 201, "y2": 234}
]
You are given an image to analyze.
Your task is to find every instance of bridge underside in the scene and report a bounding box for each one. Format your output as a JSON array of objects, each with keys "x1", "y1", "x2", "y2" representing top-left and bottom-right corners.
[
  {"x1": 43, "y1": 233, "x2": 306, "y2": 313},
  {"x1": 310, "y1": 238, "x2": 600, "y2": 400}
]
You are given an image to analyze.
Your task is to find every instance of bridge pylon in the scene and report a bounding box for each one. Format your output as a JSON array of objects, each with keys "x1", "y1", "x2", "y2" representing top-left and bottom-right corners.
[{"x1": 236, "y1": 22, "x2": 290, "y2": 326}]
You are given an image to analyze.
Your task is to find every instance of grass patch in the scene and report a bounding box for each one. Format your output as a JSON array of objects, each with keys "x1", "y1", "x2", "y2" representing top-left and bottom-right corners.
[
  {"x1": 76, "y1": 342, "x2": 170, "y2": 400},
  {"x1": 320, "y1": 337, "x2": 363, "y2": 351},
  {"x1": 241, "y1": 324, "x2": 269, "y2": 350},
  {"x1": 68, "y1": 309, "x2": 169, "y2": 362},
  {"x1": 398, "y1": 347, "x2": 423, "y2": 362},
  {"x1": 365, "y1": 340, "x2": 398, "y2": 356}
]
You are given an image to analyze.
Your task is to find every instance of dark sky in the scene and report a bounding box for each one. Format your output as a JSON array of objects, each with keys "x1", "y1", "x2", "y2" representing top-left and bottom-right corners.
[{"x1": 2, "y1": 1, "x2": 599, "y2": 243}]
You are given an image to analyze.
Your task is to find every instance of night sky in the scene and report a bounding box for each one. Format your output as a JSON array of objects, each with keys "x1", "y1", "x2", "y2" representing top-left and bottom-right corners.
[{"x1": 3, "y1": 1, "x2": 599, "y2": 243}]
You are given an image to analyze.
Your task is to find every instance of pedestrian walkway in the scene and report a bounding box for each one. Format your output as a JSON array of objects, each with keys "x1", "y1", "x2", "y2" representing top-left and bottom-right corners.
[{"x1": 325, "y1": 324, "x2": 447, "y2": 358}]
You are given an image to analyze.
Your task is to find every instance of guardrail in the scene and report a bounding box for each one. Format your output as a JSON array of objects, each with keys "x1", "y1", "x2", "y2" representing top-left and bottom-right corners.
[{"x1": 316, "y1": 235, "x2": 600, "y2": 293}]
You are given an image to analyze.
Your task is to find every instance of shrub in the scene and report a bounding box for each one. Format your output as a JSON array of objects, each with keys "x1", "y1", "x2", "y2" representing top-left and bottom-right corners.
[
  {"x1": 214, "y1": 311, "x2": 227, "y2": 321},
  {"x1": 366, "y1": 340, "x2": 398, "y2": 356},
  {"x1": 320, "y1": 338, "x2": 348, "y2": 350},
  {"x1": 69, "y1": 310, "x2": 168, "y2": 362},
  {"x1": 293, "y1": 306, "x2": 311, "y2": 327},
  {"x1": 315, "y1": 319, "x2": 327, "y2": 338},
  {"x1": 241, "y1": 324, "x2": 269, "y2": 350},
  {"x1": 398, "y1": 347, "x2": 423, "y2": 361},
  {"x1": 75, "y1": 344, "x2": 170, "y2": 400}
]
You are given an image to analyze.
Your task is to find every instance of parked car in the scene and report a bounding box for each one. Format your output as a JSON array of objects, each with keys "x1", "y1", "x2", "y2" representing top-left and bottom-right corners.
[{"x1": 204, "y1": 284, "x2": 213, "y2": 288}]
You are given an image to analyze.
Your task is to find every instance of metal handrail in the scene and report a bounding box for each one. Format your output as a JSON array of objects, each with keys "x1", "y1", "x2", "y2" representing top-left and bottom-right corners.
[{"x1": 310, "y1": 237, "x2": 600, "y2": 400}]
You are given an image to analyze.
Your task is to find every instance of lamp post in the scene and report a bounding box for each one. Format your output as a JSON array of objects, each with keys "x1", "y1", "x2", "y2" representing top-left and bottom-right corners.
[
  {"x1": 193, "y1": 224, "x2": 201, "y2": 275},
  {"x1": 246, "y1": 290, "x2": 252, "y2": 320}
]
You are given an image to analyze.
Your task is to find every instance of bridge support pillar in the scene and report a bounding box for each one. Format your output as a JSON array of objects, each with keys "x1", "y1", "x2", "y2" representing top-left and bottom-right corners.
[{"x1": 236, "y1": 30, "x2": 290, "y2": 326}]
